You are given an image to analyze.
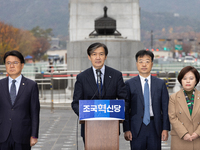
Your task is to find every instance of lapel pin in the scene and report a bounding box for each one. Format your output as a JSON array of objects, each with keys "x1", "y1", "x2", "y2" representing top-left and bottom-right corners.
[{"x1": 109, "y1": 76, "x2": 111, "y2": 78}]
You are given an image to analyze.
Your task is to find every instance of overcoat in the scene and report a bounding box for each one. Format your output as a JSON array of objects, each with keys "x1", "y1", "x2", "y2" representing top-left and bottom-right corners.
[{"x1": 169, "y1": 89, "x2": 200, "y2": 150}]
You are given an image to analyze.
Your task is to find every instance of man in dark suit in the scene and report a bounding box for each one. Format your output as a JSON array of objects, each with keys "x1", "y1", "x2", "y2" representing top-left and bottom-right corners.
[
  {"x1": 71, "y1": 42, "x2": 127, "y2": 142},
  {"x1": 0, "y1": 51, "x2": 40, "y2": 150},
  {"x1": 123, "y1": 50, "x2": 170, "y2": 150}
]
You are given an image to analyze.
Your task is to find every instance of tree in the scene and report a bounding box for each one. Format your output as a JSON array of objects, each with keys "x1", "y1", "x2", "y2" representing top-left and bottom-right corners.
[
  {"x1": 30, "y1": 26, "x2": 52, "y2": 60},
  {"x1": 30, "y1": 26, "x2": 53, "y2": 40},
  {"x1": 32, "y1": 37, "x2": 50, "y2": 60},
  {"x1": 0, "y1": 22, "x2": 36, "y2": 64},
  {"x1": 182, "y1": 43, "x2": 191, "y2": 54},
  {"x1": 0, "y1": 22, "x2": 18, "y2": 62}
]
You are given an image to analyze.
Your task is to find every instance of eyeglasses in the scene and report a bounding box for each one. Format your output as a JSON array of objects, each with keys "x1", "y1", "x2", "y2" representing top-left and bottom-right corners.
[
  {"x1": 6, "y1": 61, "x2": 20, "y2": 66},
  {"x1": 138, "y1": 60, "x2": 151, "y2": 64}
]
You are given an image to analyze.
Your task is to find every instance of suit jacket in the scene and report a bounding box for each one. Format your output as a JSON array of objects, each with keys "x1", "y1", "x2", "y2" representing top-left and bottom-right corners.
[
  {"x1": 123, "y1": 75, "x2": 170, "y2": 138},
  {"x1": 71, "y1": 65, "x2": 127, "y2": 137},
  {"x1": 0, "y1": 75, "x2": 40, "y2": 144},
  {"x1": 169, "y1": 89, "x2": 200, "y2": 150}
]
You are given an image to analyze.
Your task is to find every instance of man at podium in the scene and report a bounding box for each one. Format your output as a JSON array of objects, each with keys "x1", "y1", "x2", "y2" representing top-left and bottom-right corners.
[{"x1": 71, "y1": 42, "x2": 127, "y2": 143}]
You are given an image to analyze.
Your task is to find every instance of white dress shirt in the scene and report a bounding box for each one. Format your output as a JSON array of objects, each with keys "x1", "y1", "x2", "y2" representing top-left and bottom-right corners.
[
  {"x1": 9, "y1": 75, "x2": 22, "y2": 95},
  {"x1": 92, "y1": 65, "x2": 105, "y2": 85}
]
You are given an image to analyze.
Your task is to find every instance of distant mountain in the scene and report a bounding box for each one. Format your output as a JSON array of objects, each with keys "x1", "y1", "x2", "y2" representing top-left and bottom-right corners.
[
  {"x1": 140, "y1": 10, "x2": 200, "y2": 33},
  {"x1": 0, "y1": 0, "x2": 199, "y2": 38},
  {"x1": 0, "y1": 0, "x2": 69, "y2": 36},
  {"x1": 139, "y1": 0, "x2": 200, "y2": 21}
]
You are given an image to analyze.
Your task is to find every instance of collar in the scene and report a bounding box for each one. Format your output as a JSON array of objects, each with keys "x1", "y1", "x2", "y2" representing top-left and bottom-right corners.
[
  {"x1": 139, "y1": 74, "x2": 151, "y2": 82},
  {"x1": 9, "y1": 75, "x2": 22, "y2": 84},
  {"x1": 92, "y1": 65, "x2": 105, "y2": 76}
]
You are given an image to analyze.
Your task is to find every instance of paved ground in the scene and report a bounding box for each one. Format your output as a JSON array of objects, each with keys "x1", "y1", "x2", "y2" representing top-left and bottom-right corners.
[
  {"x1": 32, "y1": 80, "x2": 186, "y2": 150},
  {"x1": 32, "y1": 105, "x2": 171, "y2": 150},
  {"x1": 32, "y1": 78, "x2": 200, "y2": 149}
]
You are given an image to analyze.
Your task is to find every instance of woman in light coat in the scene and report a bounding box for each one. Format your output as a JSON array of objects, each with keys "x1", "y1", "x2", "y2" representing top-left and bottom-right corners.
[{"x1": 169, "y1": 66, "x2": 200, "y2": 150}]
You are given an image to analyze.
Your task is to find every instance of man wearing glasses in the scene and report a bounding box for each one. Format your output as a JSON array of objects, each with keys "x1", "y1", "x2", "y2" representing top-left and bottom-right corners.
[
  {"x1": 0, "y1": 50, "x2": 40, "y2": 150},
  {"x1": 123, "y1": 50, "x2": 170, "y2": 150}
]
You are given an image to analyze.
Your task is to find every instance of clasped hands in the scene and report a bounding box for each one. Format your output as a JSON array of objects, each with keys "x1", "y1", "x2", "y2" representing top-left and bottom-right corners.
[{"x1": 183, "y1": 132, "x2": 199, "y2": 141}]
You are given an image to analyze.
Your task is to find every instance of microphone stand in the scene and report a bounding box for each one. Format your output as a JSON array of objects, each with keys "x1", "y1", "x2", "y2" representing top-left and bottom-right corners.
[{"x1": 96, "y1": 69, "x2": 102, "y2": 99}]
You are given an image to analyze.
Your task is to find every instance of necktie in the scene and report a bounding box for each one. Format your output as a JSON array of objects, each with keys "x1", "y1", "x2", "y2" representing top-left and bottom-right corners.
[
  {"x1": 10, "y1": 80, "x2": 16, "y2": 105},
  {"x1": 96, "y1": 69, "x2": 102, "y2": 99},
  {"x1": 143, "y1": 78, "x2": 150, "y2": 125}
]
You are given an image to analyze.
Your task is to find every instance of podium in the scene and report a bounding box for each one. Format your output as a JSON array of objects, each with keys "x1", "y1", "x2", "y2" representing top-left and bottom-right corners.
[{"x1": 79, "y1": 100, "x2": 125, "y2": 150}]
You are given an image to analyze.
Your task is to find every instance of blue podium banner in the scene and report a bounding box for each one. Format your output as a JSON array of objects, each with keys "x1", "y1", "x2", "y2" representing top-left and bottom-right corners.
[{"x1": 79, "y1": 99, "x2": 125, "y2": 120}]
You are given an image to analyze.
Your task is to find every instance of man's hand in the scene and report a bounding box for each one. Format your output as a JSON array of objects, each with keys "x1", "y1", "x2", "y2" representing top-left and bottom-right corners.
[
  {"x1": 124, "y1": 131, "x2": 132, "y2": 141},
  {"x1": 30, "y1": 136, "x2": 38, "y2": 147},
  {"x1": 161, "y1": 130, "x2": 168, "y2": 141},
  {"x1": 183, "y1": 133, "x2": 192, "y2": 141},
  {"x1": 191, "y1": 132, "x2": 199, "y2": 140}
]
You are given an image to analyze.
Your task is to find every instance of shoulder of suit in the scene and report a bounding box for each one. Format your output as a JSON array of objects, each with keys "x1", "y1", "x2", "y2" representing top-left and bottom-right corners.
[
  {"x1": 0, "y1": 77, "x2": 7, "y2": 81},
  {"x1": 195, "y1": 89, "x2": 200, "y2": 93},
  {"x1": 22, "y1": 76, "x2": 37, "y2": 84},
  {"x1": 151, "y1": 76, "x2": 165, "y2": 83},
  {"x1": 171, "y1": 88, "x2": 200, "y2": 98},
  {"x1": 151, "y1": 75, "x2": 160, "y2": 81},
  {"x1": 0, "y1": 77, "x2": 7, "y2": 84},
  {"x1": 77, "y1": 67, "x2": 92, "y2": 77},
  {"x1": 170, "y1": 89, "x2": 183, "y2": 99},
  {"x1": 125, "y1": 76, "x2": 138, "y2": 84},
  {"x1": 105, "y1": 65, "x2": 121, "y2": 75}
]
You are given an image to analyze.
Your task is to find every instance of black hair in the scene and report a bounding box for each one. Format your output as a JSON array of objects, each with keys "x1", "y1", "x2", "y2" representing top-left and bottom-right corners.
[
  {"x1": 87, "y1": 42, "x2": 108, "y2": 56},
  {"x1": 4, "y1": 50, "x2": 25, "y2": 64},
  {"x1": 135, "y1": 50, "x2": 154, "y2": 62},
  {"x1": 178, "y1": 66, "x2": 200, "y2": 86}
]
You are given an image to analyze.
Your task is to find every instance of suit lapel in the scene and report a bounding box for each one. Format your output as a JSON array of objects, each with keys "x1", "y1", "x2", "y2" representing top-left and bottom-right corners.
[
  {"x1": 177, "y1": 89, "x2": 192, "y2": 121},
  {"x1": 2, "y1": 77, "x2": 12, "y2": 105},
  {"x1": 135, "y1": 76, "x2": 144, "y2": 105},
  {"x1": 102, "y1": 66, "x2": 112, "y2": 97},
  {"x1": 86, "y1": 67, "x2": 98, "y2": 95},
  {"x1": 14, "y1": 76, "x2": 27, "y2": 105},
  {"x1": 191, "y1": 89, "x2": 200, "y2": 119},
  {"x1": 150, "y1": 76, "x2": 156, "y2": 102}
]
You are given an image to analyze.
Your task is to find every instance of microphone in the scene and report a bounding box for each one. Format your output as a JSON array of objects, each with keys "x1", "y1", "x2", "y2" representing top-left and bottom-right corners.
[
  {"x1": 96, "y1": 69, "x2": 102, "y2": 99},
  {"x1": 90, "y1": 88, "x2": 99, "y2": 100}
]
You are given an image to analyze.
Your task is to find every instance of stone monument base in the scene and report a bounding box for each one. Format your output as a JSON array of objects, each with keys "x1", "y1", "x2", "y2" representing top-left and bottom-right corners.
[{"x1": 67, "y1": 37, "x2": 144, "y2": 72}]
